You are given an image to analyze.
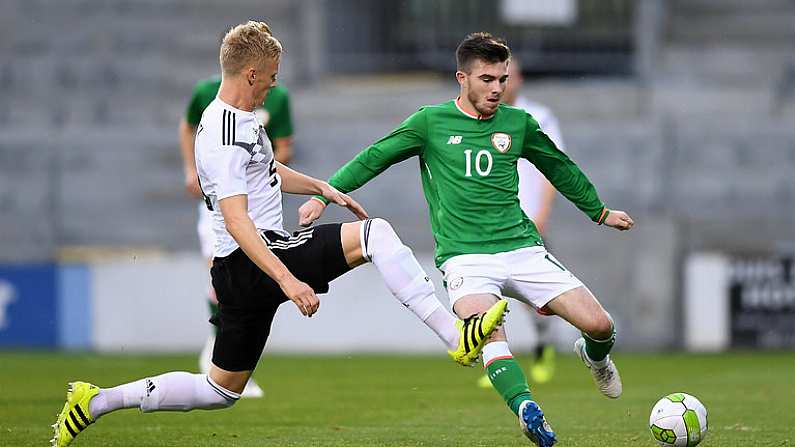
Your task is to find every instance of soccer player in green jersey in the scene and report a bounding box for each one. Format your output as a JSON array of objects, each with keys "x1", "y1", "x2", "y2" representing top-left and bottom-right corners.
[
  {"x1": 299, "y1": 32, "x2": 635, "y2": 447},
  {"x1": 178, "y1": 67, "x2": 294, "y2": 398}
]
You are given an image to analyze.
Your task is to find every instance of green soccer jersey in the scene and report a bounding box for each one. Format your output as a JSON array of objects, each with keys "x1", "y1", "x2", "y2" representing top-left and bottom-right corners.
[
  {"x1": 185, "y1": 76, "x2": 293, "y2": 139},
  {"x1": 327, "y1": 99, "x2": 608, "y2": 267}
]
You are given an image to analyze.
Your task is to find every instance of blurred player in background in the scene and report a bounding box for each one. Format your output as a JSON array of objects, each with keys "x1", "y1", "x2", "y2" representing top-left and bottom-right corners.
[
  {"x1": 476, "y1": 58, "x2": 563, "y2": 389},
  {"x1": 300, "y1": 32, "x2": 634, "y2": 447},
  {"x1": 178, "y1": 38, "x2": 294, "y2": 399},
  {"x1": 51, "y1": 21, "x2": 506, "y2": 447}
]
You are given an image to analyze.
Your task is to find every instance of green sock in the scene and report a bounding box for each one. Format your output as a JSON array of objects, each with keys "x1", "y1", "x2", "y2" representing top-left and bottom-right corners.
[
  {"x1": 486, "y1": 357, "x2": 532, "y2": 415},
  {"x1": 583, "y1": 325, "x2": 616, "y2": 362}
]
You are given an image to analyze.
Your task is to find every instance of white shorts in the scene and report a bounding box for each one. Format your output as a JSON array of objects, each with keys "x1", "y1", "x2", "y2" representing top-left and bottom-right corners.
[
  {"x1": 440, "y1": 246, "x2": 584, "y2": 310},
  {"x1": 197, "y1": 201, "x2": 214, "y2": 259}
]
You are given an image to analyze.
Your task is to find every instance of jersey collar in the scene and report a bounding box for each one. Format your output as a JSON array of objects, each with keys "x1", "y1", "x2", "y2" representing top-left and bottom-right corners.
[{"x1": 455, "y1": 97, "x2": 496, "y2": 121}]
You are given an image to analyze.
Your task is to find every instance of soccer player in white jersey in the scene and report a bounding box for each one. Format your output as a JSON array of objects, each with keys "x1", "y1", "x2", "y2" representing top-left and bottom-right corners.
[
  {"x1": 178, "y1": 49, "x2": 296, "y2": 399},
  {"x1": 476, "y1": 58, "x2": 563, "y2": 388},
  {"x1": 50, "y1": 21, "x2": 507, "y2": 447}
]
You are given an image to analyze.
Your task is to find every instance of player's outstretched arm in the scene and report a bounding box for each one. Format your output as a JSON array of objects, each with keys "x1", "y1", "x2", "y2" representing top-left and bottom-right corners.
[
  {"x1": 275, "y1": 161, "x2": 327, "y2": 195},
  {"x1": 602, "y1": 209, "x2": 634, "y2": 231},
  {"x1": 300, "y1": 109, "x2": 427, "y2": 226},
  {"x1": 297, "y1": 188, "x2": 368, "y2": 227},
  {"x1": 275, "y1": 162, "x2": 368, "y2": 225}
]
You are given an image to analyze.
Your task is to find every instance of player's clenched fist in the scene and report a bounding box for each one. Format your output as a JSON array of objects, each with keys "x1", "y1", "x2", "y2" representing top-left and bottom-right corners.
[
  {"x1": 604, "y1": 209, "x2": 634, "y2": 231},
  {"x1": 298, "y1": 183, "x2": 369, "y2": 227},
  {"x1": 298, "y1": 198, "x2": 326, "y2": 227},
  {"x1": 279, "y1": 276, "x2": 319, "y2": 317}
]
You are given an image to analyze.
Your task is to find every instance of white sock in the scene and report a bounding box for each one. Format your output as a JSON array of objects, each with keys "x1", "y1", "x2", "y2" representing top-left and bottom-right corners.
[
  {"x1": 89, "y1": 372, "x2": 238, "y2": 418},
  {"x1": 88, "y1": 385, "x2": 128, "y2": 418},
  {"x1": 424, "y1": 308, "x2": 460, "y2": 350},
  {"x1": 362, "y1": 218, "x2": 459, "y2": 350},
  {"x1": 482, "y1": 341, "x2": 513, "y2": 367}
]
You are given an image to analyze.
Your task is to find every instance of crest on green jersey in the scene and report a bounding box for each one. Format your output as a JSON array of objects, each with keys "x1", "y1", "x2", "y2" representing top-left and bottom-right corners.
[{"x1": 491, "y1": 132, "x2": 512, "y2": 153}]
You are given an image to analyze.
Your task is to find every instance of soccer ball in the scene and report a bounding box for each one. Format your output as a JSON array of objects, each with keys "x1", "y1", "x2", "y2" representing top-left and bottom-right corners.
[{"x1": 649, "y1": 393, "x2": 708, "y2": 446}]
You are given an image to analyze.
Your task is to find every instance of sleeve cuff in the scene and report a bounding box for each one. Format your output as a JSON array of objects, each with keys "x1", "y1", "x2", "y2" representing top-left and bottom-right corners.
[
  {"x1": 312, "y1": 195, "x2": 329, "y2": 206},
  {"x1": 596, "y1": 208, "x2": 610, "y2": 225},
  {"x1": 217, "y1": 191, "x2": 248, "y2": 201}
]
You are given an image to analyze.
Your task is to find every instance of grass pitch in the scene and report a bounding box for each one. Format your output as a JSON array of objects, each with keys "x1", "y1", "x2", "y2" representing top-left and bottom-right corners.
[{"x1": 0, "y1": 351, "x2": 793, "y2": 446}]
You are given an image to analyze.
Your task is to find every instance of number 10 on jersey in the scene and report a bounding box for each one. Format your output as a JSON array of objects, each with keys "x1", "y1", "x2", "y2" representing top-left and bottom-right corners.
[{"x1": 464, "y1": 149, "x2": 493, "y2": 177}]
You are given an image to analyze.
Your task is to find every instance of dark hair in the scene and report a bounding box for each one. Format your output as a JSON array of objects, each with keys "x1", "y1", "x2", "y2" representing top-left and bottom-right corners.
[{"x1": 456, "y1": 32, "x2": 511, "y2": 72}]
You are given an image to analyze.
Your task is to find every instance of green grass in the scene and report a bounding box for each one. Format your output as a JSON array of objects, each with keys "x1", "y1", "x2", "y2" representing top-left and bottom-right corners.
[{"x1": 0, "y1": 351, "x2": 793, "y2": 446}]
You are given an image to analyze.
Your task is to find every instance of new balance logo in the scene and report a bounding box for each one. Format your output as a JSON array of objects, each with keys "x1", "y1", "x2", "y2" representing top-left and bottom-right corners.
[
  {"x1": 447, "y1": 135, "x2": 462, "y2": 144},
  {"x1": 145, "y1": 379, "x2": 156, "y2": 395}
]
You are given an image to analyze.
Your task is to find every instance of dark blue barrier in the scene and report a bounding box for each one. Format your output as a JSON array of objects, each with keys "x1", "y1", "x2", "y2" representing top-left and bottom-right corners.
[{"x1": 0, "y1": 264, "x2": 58, "y2": 347}]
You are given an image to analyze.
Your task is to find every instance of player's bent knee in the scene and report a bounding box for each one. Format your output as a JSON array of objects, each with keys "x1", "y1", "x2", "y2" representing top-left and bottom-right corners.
[
  {"x1": 586, "y1": 312, "x2": 615, "y2": 340},
  {"x1": 369, "y1": 218, "x2": 399, "y2": 243},
  {"x1": 363, "y1": 217, "x2": 405, "y2": 260}
]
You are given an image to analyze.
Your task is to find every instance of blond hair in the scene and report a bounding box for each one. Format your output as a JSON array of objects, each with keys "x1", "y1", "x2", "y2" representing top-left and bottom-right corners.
[{"x1": 220, "y1": 21, "x2": 282, "y2": 76}]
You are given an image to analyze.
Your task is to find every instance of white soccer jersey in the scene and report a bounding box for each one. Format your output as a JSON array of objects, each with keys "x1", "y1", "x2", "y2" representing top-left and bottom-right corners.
[
  {"x1": 515, "y1": 96, "x2": 565, "y2": 220},
  {"x1": 195, "y1": 98, "x2": 287, "y2": 257}
]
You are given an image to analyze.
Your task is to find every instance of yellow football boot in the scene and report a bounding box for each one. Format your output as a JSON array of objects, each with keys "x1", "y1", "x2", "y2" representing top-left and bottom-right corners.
[
  {"x1": 51, "y1": 381, "x2": 99, "y2": 447},
  {"x1": 449, "y1": 299, "x2": 508, "y2": 366}
]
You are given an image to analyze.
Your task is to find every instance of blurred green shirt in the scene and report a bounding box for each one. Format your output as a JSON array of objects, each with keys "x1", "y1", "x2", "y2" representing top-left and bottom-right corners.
[{"x1": 185, "y1": 76, "x2": 293, "y2": 140}]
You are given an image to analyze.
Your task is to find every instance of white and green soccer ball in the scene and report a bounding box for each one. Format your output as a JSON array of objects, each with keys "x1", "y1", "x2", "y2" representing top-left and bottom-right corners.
[{"x1": 649, "y1": 392, "x2": 708, "y2": 446}]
